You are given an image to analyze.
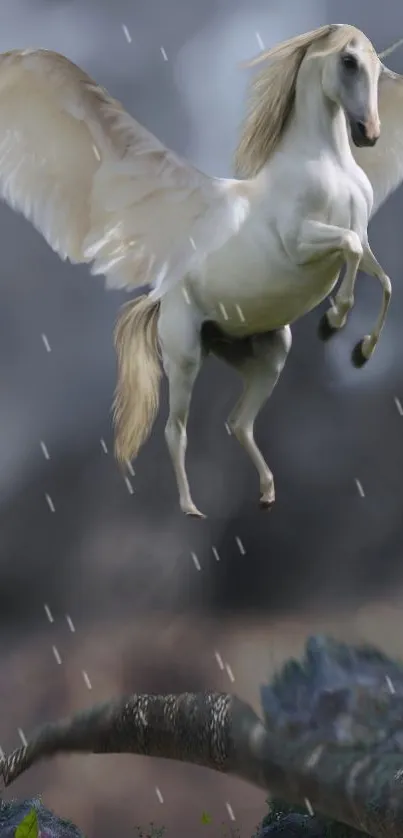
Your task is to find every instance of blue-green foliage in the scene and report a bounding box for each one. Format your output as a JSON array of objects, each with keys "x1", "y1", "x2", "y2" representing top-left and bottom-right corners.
[
  {"x1": 0, "y1": 798, "x2": 83, "y2": 838},
  {"x1": 258, "y1": 799, "x2": 366, "y2": 838}
]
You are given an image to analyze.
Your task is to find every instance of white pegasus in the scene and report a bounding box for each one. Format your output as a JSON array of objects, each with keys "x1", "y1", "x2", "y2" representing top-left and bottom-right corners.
[{"x1": 0, "y1": 25, "x2": 402, "y2": 517}]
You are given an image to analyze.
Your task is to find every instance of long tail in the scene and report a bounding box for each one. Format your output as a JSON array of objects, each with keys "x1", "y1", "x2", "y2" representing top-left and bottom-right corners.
[{"x1": 113, "y1": 295, "x2": 162, "y2": 464}]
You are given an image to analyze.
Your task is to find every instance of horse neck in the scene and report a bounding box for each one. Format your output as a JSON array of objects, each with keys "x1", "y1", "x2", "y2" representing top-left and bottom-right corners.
[{"x1": 287, "y1": 57, "x2": 353, "y2": 166}]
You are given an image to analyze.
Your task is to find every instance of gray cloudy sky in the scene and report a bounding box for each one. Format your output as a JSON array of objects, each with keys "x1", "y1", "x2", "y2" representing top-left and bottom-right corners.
[{"x1": 1, "y1": 0, "x2": 403, "y2": 835}]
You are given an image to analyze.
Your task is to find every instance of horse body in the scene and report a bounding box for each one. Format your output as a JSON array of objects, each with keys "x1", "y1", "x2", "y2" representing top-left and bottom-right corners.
[
  {"x1": 187, "y1": 201, "x2": 342, "y2": 337},
  {"x1": 188, "y1": 145, "x2": 371, "y2": 339}
]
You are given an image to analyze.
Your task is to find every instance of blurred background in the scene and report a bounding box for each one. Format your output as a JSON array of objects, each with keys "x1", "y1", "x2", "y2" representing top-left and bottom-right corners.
[{"x1": 0, "y1": 0, "x2": 403, "y2": 835}]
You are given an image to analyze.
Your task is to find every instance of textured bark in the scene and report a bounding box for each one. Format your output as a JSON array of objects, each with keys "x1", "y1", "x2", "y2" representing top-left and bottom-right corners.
[
  {"x1": 0, "y1": 692, "x2": 267, "y2": 788},
  {"x1": 3, "y1": 637, "x2": 403, "y2": 838}
]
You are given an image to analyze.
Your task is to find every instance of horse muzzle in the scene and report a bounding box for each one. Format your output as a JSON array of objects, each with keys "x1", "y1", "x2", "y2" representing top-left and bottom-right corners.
[{"x1": 349, "y1": 118, "x2": 380, "y2": 148}]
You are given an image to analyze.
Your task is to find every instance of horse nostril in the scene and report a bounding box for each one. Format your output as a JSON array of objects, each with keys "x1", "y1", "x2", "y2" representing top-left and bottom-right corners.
[{"x1": 356, "y1": 121, "x2": 367, "y2": 138}]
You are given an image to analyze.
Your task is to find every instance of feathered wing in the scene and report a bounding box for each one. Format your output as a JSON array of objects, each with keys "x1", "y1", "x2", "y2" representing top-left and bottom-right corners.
[
  {"x1": 0, "y1": 49, "x2": 252, "y2": 298},
  {"x1": 352, "y1": 65, "x2": 403, "y2": 217}
]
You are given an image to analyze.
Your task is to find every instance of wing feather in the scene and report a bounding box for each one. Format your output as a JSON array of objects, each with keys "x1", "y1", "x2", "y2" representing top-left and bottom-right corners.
[
  {"x1": 352, "y1": 65, "x2": 403, "y2": 217},
  {"x1": 0, "y1": 49, "x2": 251, "y2": 297}
]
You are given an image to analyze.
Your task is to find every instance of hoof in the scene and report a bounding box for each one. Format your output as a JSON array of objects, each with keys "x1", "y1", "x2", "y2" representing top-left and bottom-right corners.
[
  {"x1": 318, "y1": 312, "x2": 338, "y2": 342},
  {"x1": 182, "y1": 504, "x2": 206, "y2": 519},
  {"x1": 259, "y1": 492, "x2": 275, "y2": 510},
  {"x1": 351, "y1": 339, "x2": 369, "y2": 368}
]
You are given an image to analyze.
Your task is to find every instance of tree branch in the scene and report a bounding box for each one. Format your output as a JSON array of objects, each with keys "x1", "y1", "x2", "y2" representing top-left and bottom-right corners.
[
  {"x1": 0, "y1": 692, "x2": 268, "y2": 789},
  {"x1": 3, "y1": 641, "x2": 403, "y2": 838}
]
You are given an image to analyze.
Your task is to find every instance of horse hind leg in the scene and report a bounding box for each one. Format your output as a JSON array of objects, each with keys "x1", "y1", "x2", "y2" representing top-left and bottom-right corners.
[
  {"x1": 224, "y1": 326, "x2": 292, "y2": 508},
  {"x1": 158, "y1": 292, "x2": 205, "y2": 518}
]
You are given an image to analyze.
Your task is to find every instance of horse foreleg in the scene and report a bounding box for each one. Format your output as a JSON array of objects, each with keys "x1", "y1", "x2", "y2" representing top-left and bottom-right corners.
[
  {"x1": 350, "y1": 242, "x2": 392, "y2": 366},
  {"x1": 324, "y1": 271, "x2": 358, "y2": 332},
  {"x1": 226, "y1": 327, "x2": 292, "y2": 508},
  {"x1": 294, "y1": 221, "x2": 362, "y2": 341},
  {"x1": 318, "y1": 267, "x2": 357, "y2": 342},
  {"x1": 158, "y1": 293, "x2": 204, "y2": 518}
]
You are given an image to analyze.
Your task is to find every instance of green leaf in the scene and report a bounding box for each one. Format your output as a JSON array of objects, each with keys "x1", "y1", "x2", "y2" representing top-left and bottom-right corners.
[
  {"x1": 201, "y1": 811, "x2": 212, "y2": 825},
  {"x1": 15, "y1": 809, "x2": 39, "y2": 838}
]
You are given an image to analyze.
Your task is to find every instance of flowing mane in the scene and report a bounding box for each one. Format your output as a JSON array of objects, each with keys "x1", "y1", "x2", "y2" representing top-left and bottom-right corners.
[{"x1": 234, "y1": 24, "x2": 368, "y2": 178}]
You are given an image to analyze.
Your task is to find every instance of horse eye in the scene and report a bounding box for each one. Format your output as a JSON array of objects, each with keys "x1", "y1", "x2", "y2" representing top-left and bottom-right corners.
[{"x1": 342, "y1": 54, "x2": 358, "y2": 71}]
